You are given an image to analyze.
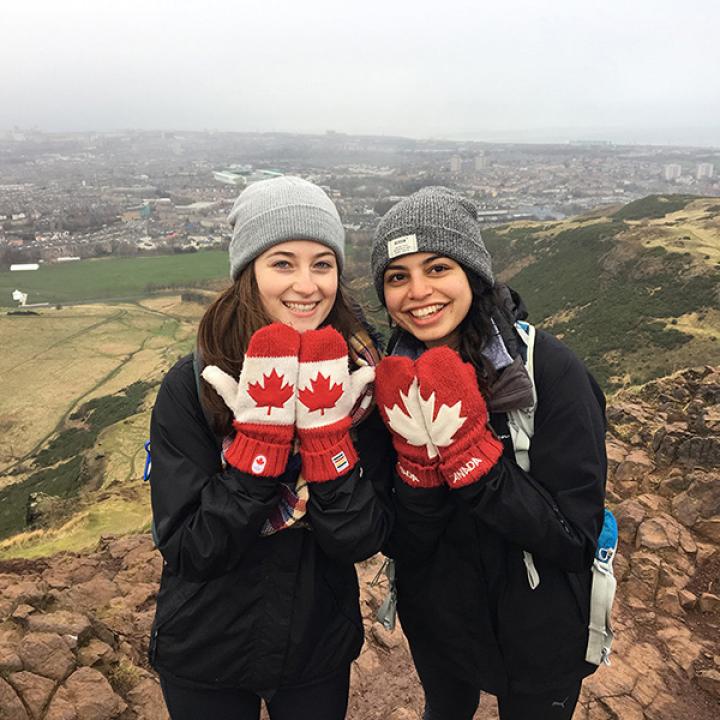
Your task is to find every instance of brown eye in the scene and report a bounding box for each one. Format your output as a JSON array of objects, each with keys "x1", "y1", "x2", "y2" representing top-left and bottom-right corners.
[{"x1": 385, "y1": 272, "x2": 405, "y2": 284}]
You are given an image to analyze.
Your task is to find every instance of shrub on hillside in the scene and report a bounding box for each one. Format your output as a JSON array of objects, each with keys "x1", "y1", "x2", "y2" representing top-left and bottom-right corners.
[
  {"x1": 0, "y1": 457, "x2": 84, "y2": 540},
  {"x1": 180, "y1": 291, "x2": 213, "y2": 305},
  {"x1": 614, "y1": 195, "x2": 699, "y2": 221},
  {"x1": 0, "y1": 381, "x2": 158, "y2": 541},
  {"x1": 34, "y1": 428, "x2": 97, "y2": 468},
  {"x1": 71, "y1": 381, "x2": 155, "y2": 433}
]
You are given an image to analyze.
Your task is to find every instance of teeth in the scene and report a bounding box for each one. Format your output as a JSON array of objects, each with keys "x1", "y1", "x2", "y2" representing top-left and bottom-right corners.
[
  {"x1": 284, "y1": 302, "x2": 318, "y2": 312},
  {"x1": 410, "y1": 304, "x2": 445, "y2": 318}
]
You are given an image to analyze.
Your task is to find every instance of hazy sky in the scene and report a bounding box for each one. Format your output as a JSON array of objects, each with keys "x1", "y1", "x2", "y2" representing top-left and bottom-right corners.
[{"x1": 3, "y1": 0, "x2": 720, "y2": 145}]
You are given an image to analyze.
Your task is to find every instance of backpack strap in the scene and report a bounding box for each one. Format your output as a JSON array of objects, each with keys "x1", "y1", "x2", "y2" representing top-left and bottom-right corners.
[
  {"x1": 586, "y1": 508, "x2": 618, "y2": 665},
  {"x1": 193, "y1": 347, "x2": 223, "y2": 452},
  {"x1": 507, "y1": 322, "x2": 541, "y2": 590},
  {"x1": 373, "y1": 557, "x2": 398, "y2": 631},
  {"x1": 506, "y1": 322, "x2": 537, "y2": 473},
  {"x1": 508, "y1": 325, "x2": 617, "y2": 664}
]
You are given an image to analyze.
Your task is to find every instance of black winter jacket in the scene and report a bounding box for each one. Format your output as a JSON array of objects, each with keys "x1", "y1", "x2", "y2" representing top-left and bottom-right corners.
[
  {"x1": 388, "y1": 329, "x2": 607, "y2": 696},
  {"x1": 148, "y1": 354, "x2": 393, "y2": 691}
]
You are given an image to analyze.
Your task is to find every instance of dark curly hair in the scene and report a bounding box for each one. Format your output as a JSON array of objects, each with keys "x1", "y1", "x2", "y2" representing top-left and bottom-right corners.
[{"x1": 456, "y1": 273, "x2": 524, "y2": 377}]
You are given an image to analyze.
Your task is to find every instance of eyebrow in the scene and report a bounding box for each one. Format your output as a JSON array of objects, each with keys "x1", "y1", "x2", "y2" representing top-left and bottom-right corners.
[
  {"x1": 266, "y1": 250, "x2": 336, "y2": 260},
  {"x1": 384, "y1": 254, "x2": 447, "y2": 272}
]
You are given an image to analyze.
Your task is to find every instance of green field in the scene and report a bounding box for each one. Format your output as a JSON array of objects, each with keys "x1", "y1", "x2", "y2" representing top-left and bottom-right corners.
[{"x1": 1, "y1": 251, "x2": 229, "y2": 304}]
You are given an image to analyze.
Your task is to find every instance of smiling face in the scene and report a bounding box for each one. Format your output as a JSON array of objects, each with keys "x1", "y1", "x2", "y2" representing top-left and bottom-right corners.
[
  {"x1": 253, "y1": 240, "x2": 339, "y2": 332},
  {"x1": 383, "y1": 252, "x2": 472, "y2": 348}
]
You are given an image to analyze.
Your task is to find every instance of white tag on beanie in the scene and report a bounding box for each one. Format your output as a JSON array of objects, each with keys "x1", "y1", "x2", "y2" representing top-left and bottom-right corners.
[{"x1": 388, "y1": 234, "x2": 418, "y2": 258}]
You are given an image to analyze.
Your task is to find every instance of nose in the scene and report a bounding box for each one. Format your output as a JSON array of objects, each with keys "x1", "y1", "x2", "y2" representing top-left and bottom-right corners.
[
  {"x1": 407, "y1": 273, "x2": 432, "y2": 300},
  {"x1": 292, "y1": 269, "x2": 318, "y2": 295}
]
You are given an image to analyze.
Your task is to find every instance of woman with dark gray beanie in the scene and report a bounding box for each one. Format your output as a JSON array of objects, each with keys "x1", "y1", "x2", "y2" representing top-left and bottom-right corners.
[
  {"x1": 371, "y1": 187, "x2": 608, "y2": 719},
  {"x1": 148, "y1": 176, "x2": 393, "y2": 719}
]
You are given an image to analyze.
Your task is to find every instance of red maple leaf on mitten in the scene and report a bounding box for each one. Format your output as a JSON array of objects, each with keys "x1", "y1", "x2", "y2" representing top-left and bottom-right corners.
[
  {"x1": 415, "y1": 347, "x2": 504, "y2": 488},
  {"x1": 248, "y1": 369, "x2": 295, "y2": 415},
  {"x1": 201, "y1": 323, "x2": 300, "y2": 477},
  {"x1": 295, "y1": 327, "x2": 374, "y2": 482},
  {"x1": 298, "y1": 373, "x2": 343, "y2": 415}
]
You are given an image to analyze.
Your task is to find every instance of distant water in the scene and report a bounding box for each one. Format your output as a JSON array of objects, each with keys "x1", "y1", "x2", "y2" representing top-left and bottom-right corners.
[{"x1": 440, "y1": 126, "x2": 720, "y2": 148}]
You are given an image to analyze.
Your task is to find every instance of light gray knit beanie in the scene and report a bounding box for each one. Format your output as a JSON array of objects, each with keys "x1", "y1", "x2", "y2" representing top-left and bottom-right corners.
[
  {"x1": 228, "y1": 176, "x2": 345, "y2": 279},
  {"x1": 371, "y1": 186, "x2": 494, "y2": 303}
]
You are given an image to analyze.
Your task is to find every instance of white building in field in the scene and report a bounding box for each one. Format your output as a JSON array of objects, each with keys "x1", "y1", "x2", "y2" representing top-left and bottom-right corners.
[{"x1": 10, "y1": 263, "x2": 39, "y2": 271}]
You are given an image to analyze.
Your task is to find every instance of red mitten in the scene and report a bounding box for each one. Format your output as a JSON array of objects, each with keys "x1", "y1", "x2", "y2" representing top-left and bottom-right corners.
[
  {"x1": 295, "y1": 327, "x2": 374, "y2": 482},
  {"x1": 415, "y1": 347, "x2": 504, "y2": 488},
  {"x1": 375, "y1": 356, "x2": 443, "y2": 488},
  {"x1": 202, "y1": 323, "x2": 300, "y2": 476}
]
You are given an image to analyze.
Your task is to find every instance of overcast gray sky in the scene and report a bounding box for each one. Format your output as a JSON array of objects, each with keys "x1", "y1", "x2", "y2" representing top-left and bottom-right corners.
[{"x1": 3, "y1": 0, "x2": 719, "y2": 145}]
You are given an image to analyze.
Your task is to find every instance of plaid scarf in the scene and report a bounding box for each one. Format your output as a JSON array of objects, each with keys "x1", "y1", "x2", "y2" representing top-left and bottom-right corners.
[{"x1": 221, "y1": 328, "x2": 381, "y2": 537}]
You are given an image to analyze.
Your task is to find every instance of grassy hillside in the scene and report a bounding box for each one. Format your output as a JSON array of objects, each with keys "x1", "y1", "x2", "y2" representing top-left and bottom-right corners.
[
  {"x1": 484, "y1": 195, "x2": 720, "y2": 388},
  {"x1": 0, "y1": 296, "x2": 206, "y2": 558},
  {"x1": 0, "y1": 299, "x2": 200, "y2": 467}
]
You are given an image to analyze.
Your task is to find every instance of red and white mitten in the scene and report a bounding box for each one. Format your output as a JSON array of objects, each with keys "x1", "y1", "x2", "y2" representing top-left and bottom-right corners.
[
  {"x1": 375, "y1": 356, "x2": 443, "y2": 488},
  {"x1": 295, "y1": 327, "x2": 375, "y2": 482},
  {"x1": 201, "y1": 323, "x2": 300, "y2": 477},
  {"x1": 415, "y1": 347, "x2": 504, "y2": 488}
]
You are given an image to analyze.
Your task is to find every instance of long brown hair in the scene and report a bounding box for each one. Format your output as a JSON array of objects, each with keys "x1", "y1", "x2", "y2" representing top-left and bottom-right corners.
[{"x1": 197, "y1": 263, "x2": 369, "y2": 436}]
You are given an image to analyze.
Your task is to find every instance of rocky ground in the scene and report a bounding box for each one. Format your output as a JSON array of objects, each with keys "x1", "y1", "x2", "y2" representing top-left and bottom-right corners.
[{"x1": 0, "y1": 366, "x2": 718, "y2": 720}]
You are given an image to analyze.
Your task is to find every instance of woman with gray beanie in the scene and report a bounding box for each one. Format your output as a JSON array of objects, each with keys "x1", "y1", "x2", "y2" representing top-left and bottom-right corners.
[
  {"x1": 148, "y1": 176, "x2": 393, "y2": 719},
  {"x1": 371, "y1": 187, "x2": 608, "y2": 719}
]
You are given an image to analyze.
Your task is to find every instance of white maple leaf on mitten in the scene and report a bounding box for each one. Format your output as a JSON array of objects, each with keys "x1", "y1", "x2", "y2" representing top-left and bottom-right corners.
[
  {"x1": 415, "y1": 347, "x2": 504, "y2": 488},
  {"x1": 419, "y1": 390, "x2": 467, "y2": 450},
  {"x1": 384, "y1": 377, "x2": 440, "y2": 459}
]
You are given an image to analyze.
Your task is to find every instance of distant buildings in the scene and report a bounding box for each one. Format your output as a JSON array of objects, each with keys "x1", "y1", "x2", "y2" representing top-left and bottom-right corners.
[
  {"x1": 475, "y1": 154, "x2": 489, "y2": 171},
  {"x1": 449, "y1": 154, "x2": 489, "y2": 174},
  {"x1": 2, "y1": 129, "x2": 719, "y2": 270},
  {"x1": 121, "y1": 204, "x2": 151, "y2": 222},
  {"x1": 697, "y1": 162, "x2": 714, "y2": 179},
  {"x1": 213, "y1": 168, "x2": 284, "y2": 186},
  {"x1": 664, "y1": 163, "x2": 682, "y2": 181},
  {"x1": 213, "y1": 170, "x2": 246, "y2": 186}
]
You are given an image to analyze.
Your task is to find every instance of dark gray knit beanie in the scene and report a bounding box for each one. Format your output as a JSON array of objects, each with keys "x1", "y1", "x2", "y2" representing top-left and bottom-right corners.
[
  {"x1": 371, "y1": 186, "x2": 494, "y2": 302},
  {"x1": 228, "y1": 176, "x2": 345, "y2": 279}
]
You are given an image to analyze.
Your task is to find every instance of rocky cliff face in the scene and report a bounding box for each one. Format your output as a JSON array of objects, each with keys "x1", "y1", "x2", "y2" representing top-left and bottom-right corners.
[
  {"x1": 0, "y1": 535, "x2": 162, "y2": 720},
  {"x1": 0, "y1": 367, "x2": 718, "y2": 720},
  {"x1": 589, "y1": 365, "x2": 720, "y2": 720}
]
